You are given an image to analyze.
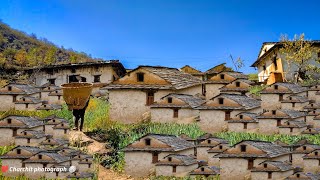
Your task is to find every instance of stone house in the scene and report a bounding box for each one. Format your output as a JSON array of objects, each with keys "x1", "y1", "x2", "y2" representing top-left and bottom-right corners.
[
  {"x1": 204, "y1": 71, "x2": 248, "y2": 100},
  {"x1": 273, "y1": 140, "x2": 293, "y2": 151},
  {"x1": 304, "y1": 104, "x2": 320, "y2": 125},
  {"x1": 302, "y1": 149, "x2": 320, "y2": 173},
  {"x1": 78, "y1": 155, "x2": 94, "y2": 172},
  {"x1": 15, "y1": 130, "x2": 47, "y2": 146},
  {"x1": 155, "y1": 154, "x2": 197, "y2": 177},
  {"x1": 36, "y1": 104, "x2": 62, "y2": 111},
  {"x1": 215, "y1": 140, "x2": 291, "y2": 180},
  {"x1": 281, "y1": 95, "x2": 309, "y2": 111},
  {"x1": 179, "y1": 134, "x2": 196, "y2": 145},
  {"x1": 285, "y1": 172, "x2": 320, "y2": 180},
  {"x1": 0, "y1": 115, "x2": 44, "y2": 145},
  {"x1": 42, "y1": 115, "x2": 68, "y2": 136},
  {"x1": 150, "y1": 93, "x2": 204, "y2": 123},
  {"x1": 180, "y1": 65, "x2": 204, "y2": 80},
  {"x1": 46, "y1": 164, "x2": 70, "y2": 179},
  {"x1": 23, "y1": 152, "x2": 70, "y2": 179},
  {"x1": 47, "y1": 89, "x2": 64, "y2": 105},
  {"x1": 0, "y1": 83, "x2": 41, "y2": 110},
  {"x1": 29, "y1": 60, "x2": 126, "y2": 87},
  {"x1": 219, "y1": 78, "x2": 254, "y2": 95},
  {"x1": 257, "y1": 109, "x2": 306, "y2": 134},
  {"x1": 292, "y1": 144, "x2": 320, "y2": 168},
  {"x1": 197, "y1": 137, "x2": 229, "y2": 161},
  {"x1": 307, "y1": 84, "x2": 320, "y2": 102},
  {"x1": 0, "y1": 146, "x2": 43, "y2": 177},
  {"x1": 227, "y1": 112, "x2": 259, "y2": 133},
  {"x1": 312, "y1": 114, "x2": 320, "y2": 128},
  {"x1": 189, "y1": 166, "x2": 220, "y2": 179},
  {"x1": 104, "y1": 66, "x2": 203, "y2": 123},
  {"x1": 39, "y1": 138, "x2": 69, "y2": 150},
  {"x1": 14, "y1": 96, "x2": 43, "y2": 111},
  {"x1": 278, "y1": 120, "x2": 308, "y2": 135},
  {"x1": 196, "y1": 94, "x2": 261, "y2": 132},
  {"x1": 251, "y1": 161, "x2": 294, "y2": 180},
  {"x1": 302, "y1": 127, "x2": 320, "y2": 135},
  {"x1": 207, "y1": 143, "x2": 230, "y2": 166},
  {"x1": 52, "y1": 122, "x2": 70, "y2": 139},
  {"x1": 39, "y1": 84, "x2": 60, "y2": 102},
  {"x1": 260, "y1": 82, "x2": 307, "y2": 110},
  {"x1": 123, "y1": 133, "x2": 195, "y2": 177}
]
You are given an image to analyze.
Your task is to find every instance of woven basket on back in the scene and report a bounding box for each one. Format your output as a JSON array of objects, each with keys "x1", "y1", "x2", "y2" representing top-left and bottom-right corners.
[{"x1": 61, "y1": 82, "x2": 93, "y2": 110}]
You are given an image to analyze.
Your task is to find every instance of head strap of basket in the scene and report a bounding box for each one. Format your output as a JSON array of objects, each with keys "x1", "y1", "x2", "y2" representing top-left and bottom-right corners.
[{"x1": 61, "y1": 83, "x2": 93, "y2": 110}]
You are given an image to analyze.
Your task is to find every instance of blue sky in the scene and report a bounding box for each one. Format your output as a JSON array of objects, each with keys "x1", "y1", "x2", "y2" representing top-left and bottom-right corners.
[{"x1": 1, "y1": 0, "x2": 320, "y2": 73}]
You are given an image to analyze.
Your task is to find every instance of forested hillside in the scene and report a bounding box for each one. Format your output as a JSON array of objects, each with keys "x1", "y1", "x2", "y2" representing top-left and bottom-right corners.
[{"x1": 0, "y1": 21, "x2": 97, "y2": 69}]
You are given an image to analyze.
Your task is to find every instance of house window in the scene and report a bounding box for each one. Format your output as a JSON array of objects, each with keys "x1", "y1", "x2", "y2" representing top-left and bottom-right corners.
[
  {"x1": 239, "y1": 115, "x2": 243, "y2": 119},
  {"x1": 264, "y1": 163, "x2": 267, "y2": 168},
  {"x1": 292, "y1": 103, "x2": 295, "y2": 107},
  {"x1": 240, "y1": 145, "x2": 247, "y2": 152},
  {"x1": 207, "y1": 140, "x2": 211, "y2": 144},
  {"x1": 27, "y1": 138, "x2": 30, "y2": 143},
  {"x1": 48, "y1": 79, "x2": 56, "y2": 85},
  {"x1": 201, "y1": 167, "x2": 205, "y2": 171},
  {"x1": 279, "y1": 94, "x2": 283, "y2": 101},
  {"x1": 24, "y1": 132, "x2": 27, "y2": 135},
  {"x1": 218, "y1": 98, "x2": 224, "y2": 104},
  {"x1": 145, "y1": 138, "x2": 151, "y2": 146},
  {"x1": 296, "y1": 174, "x2": 300, "y2": 178},
  {"x1": 38, "y1": 155, "x2": 42, "y2": 159},
  {"x1": 13, "y1": 129, "x2": 17, "y2": 136},
  {"x1": 94, "y1": 75, "x2": 101, "y2": 83},
  {"x1": 318, "y1": 52, "x2": 320, "y2": 58},
  {"x1": 26, "y1": 104, "x2": 29, "y2": 109},
  {"x1": 248, "y1": 159, "x2": 254, "y2": 170},
  {"x1": 236, "y1": 82, "x2": 240, "y2": 87},
  {"x1": 8, "y1": 86, "x2": 12, "y2": 91},
  {"x1": 263, "y1": 65, "x2": 266, "y2": 71},
  {"x1": 220, "y1": 74, "x2": 225, "y2": 79},
  {"x1": 7, "y1": 118, "x2": 11, "y2": 124},
  {"x1": 303, "y1": 146, "x2": 306, "y2": 150},
  {"x1": 244, "y1": 123, "x2": 247, "y2": 129},
  {"x1": 268, "y1": 172, "x2": 272, "y2": 179},
  {"x1": 168, "y1": 97, "x2": 173, "y2": 103},
  {"x1": 172, "y1": 166, "x2": 176, "y2": 173},
  {"x1": 225, "y1": 111, "x2": 231, "y2": 120},
  {"x1": 277, "y1": 120, "x2": 281, "y2": 126},
  {"x1": 12, "y1": 95, "x2": 17, "y2": 102},
  {"x1": 315, "y1": 152, "x2": 318, "y2": 156},
  {"x1": 58, "y1": 96, "x2": 61, "y2": 100},
  {"x1": 202, "y1": 84, "x2": 206, "y2": 96},
  {"x1": 55, "y1": 172, "x2": 59, "y2": 177},
  {"x1": 272, "y1": 110, "x2": 276, "y2": 115},
  {"x1": 64, "y1": 129, "x2": 67, "y2": 134},
  {"x1": 274, "y1": 85, "x2": 278, "y2": 90},
  {"x1": 152, "y1": 152, "x2": 159, "y2": 163},
  {"x1": 71, "y1": 69, "x2": 76, "y2": 73},
  {"x1": 219, "y1": 145, "x2": 223, "y2": 149},
  {"x1": 22, "y1": 163, "x2": 25, "y2": 168},
  {"x1": 273, "y1": 57, "x2": 278, "y2": 70},
  {"x1": 146, "y1": 91, "x2": 154, "y2": 106},
  {"x1": 43, "y1": 164, "x2": 47, "y2": 168},
  {"x1": 88, "y1": 164, "x2": 91, "y2": 168},
  {"x1": 137, "y1": 73, "x2": 144, "y2": 82},
  {"x1": 168, "y1": 157, "x2": 172, "y2": 162},
  {"x1": 290, "y1": 128, "x2": 293, "y2": 132},
  {"x1": 173, "y1": 109, "x2": 179, "y2": 118},
  {"x1": 17, "y1": 149, "x2": 21, "y2": 154}
]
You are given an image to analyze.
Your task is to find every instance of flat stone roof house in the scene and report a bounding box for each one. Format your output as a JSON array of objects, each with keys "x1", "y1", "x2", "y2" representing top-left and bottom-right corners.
[
  {"x1": 227, "y1": 112, "x2": 259, "y2": 133},
  {"x1": 179, "y1": 134, "x2": 196, "y2": 145},
  {"x1": 204, "y1": 71, "x2": 248, "y2": 100},
  {"x1": 215, "y1": 140, "x2": 291, "y2": 180},
  {"x1": 15, "y1": 130, "x2": 48, "y2": 146},
  {"x1": 39, "y1": 137, "x2": 69, "y2": 150},
  {"x1": 278, "y1": 120, "x2": 308, "y2": 135},
  {"x1": 285, "y1": 172, "x2": 320, "y2": 180},
  {"x1": 292, "y1": 144, "x2": 320, "y2": 168},
  {"x1": 302, "y1": 149, "x2": 320, "y2": 173},
  {"x1": 260, "y1": 82, "x2": 307, "y2": 110},
  {"x1": 251, "y1": 161, "x2": 294, "y2": 180},
  {"x1": 307, "y1": 84, "x2": 320, "y2": 102},
  {"x1": 150, "y1": 93, "x2": 204, "y2": 123},
  {"x1": 42, "y1": 115, "x2": 68, "y2": 136},
  {"x1": 180, "y1": 65, "x2": 204, "y2": 80},
  {"x1": 28, "y1": 60, "x2": 126, "y2": 87},
  {"x1": 302, "y1": 127, "x2": 320, "y2": 135},
  {"x1": 219, "y1": 78, "x2": 254, "y2": 95},
  {"x1": 0, "y1": 115, "x2": 44, "y2": 145},
  {"x1": 36, "y1": 104, "x2": 62, "y2": 111},
  {"x1": 15, "y1": 96, "x2": 43, "y2": 111},
  {"x1": 189, "y1": 166, "x2": 220, "y2": 178},
  {"x1": 123, "y1": 133, "x2": 195, "y2": 177},
  {"x1": 155, "y1": 154, "x2": 197, "y2": 177},
  {"x1": 103, "y1": 66, "x2": 203, "y2": 123},
  {"x1": 0, "y1": 83, "x2": 41, "y2": 110},
  {"x1": 281, "y1": 95, "x2": 309, "y2": 111},
  {"x1": 207, "y1": 143, "x2": 230, "y2": 166},
  {"x1": 196, "y1": 94, "x2": 261, "y2": 132},
  {"x1": 197, "y1": 137, "x2": 228, "y2": 161},
  {"x1": 0, "y1": 146, "x2": 43, "y2": 177},
  {"x1": 257, "y1": 109, "x2": 306, "y2": 134}
]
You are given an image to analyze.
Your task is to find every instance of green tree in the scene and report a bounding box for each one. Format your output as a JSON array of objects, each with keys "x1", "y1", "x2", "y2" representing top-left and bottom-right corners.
[
  {"x1": 279, "y1": 34, "x2": 319, "y2": 83},
  {"x1": 44, "y1": 46, "x2": 57, "y2": 65},
  {"x1": 14, "y1": 49, "x2": 27, "y2": 67}
]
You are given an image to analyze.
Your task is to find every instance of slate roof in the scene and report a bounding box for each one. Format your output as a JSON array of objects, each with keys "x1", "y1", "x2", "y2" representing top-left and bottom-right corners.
[
  {"x1": 15, "y1": 130, "x2": 47, "y2": 139},
  {"x1": 197, "y1": 133, "x2": 214, "y2": 141},
  {"x1": 303, "y1": 150, "x2": 320, "y2": 159},
  {"x1": 219, "y1": 79, "x2": 254, "y2": 92},
  {"x1": 302, "y1": 128, "x2": 320, "y2": 135},
  {"x1": 180, "y1": 65, "x2": 203, "y2": 75},
  {"x1": 0, "y1": 83, "x2": 40, "y2": 95},
  {"x1": 189, "y1": 166, "x2": 220, "y2": 175},
  {"x1": 223, "y1": 71, "x2": 248, "y2": 79},
  {"x1": 198, "y1": 137, "x2": 229, "y2": 147},
  {"x1": 179, "y1": 134, "x2": 194, "y2": 141},
  {"x1": 215, "y1": 140, "x2": 290, "y2": 158},
  {"x1": 23, "y1": 152, "x2": 70, "y2": 163},
  {"x1": 42, "y1": 115, "x2": 68, "y2": 125},
  {"x1": 0, "y1": 115, "x2": 44, "y2": 128},
  {"x1": 40, "y1": 138, "x2": 69, "y2": 146},
  {"x1": 313, "y1": 114, "x2": 320, "y2": 120},
  {"x1": 260, "y1": 83, "x2": 307, "y2": 94},
  {"x1": 156, "y1": 154, "x2": 197, "y2": 166},
  {"x1": 123, "y1": 134, "x2": 195, "y2": 152},
  {"x1": 281, "y1": 95, "x2": 309, "y2": 103},
  {"x1": 273, "y1": 140, "x2": 291, "y2": 148},
  {"x1": 278, "y1": 120, "x2": 308, "y2": 128},
  {"x1": 257, "y1": 109, "x2": 306, "y2": 119},
  {"x1": 205, "y1": 63, "x2": 232, "y2": 74},
  {"x1": 0, "y1": 146, "x2": 43, "y2": 159},
  {"x1": 207, "y1": 144, "x2": 230, "y2": 153},
  {"x1": 285, "y1": 172, "x2": 320, "y2": 180},
  {"x1": 251, "y1": 161, "x2": 293, "y2": 172},
  {"x1": 197, "y1": 94, "x2": 260, "y2": 110},
  {"x1": 104, "y1": 66, "x2": 203, "y2": 90},
  {"x1": 151, "y1": 93, "x2": 205, "y2": 108},
  {"x1": 15, "y1": 96, "x2": 43, "y2": 104},
  {"x1": 292, "y1": 144, "x2": 320, "y2": 154},
  {"x1": 228, "y1": 112, "x2": 259, "y2": 123},
  {"x1": 58, "y1": 147, "x2": 82, "y2": 157},
  {"x1": 304, "y1": 103, "x2": 320, "y2": 109},
  {"x1": 36, "y1": 104, "x2": 62, "y2": 110},
  {"x1": 48, "y1": 89, "x2": 63, "y2": 96}
]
